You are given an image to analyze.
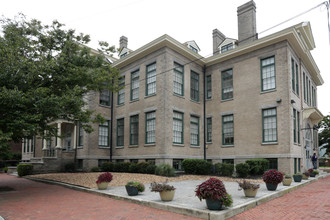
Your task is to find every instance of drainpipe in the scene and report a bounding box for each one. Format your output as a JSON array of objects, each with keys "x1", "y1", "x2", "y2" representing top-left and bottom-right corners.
[
  {"x1": 74, "y1": 121, "x2": 78, "y2": 171},
  {"x1": 203, "y1": 65, "x2": 206, "y2": 160},
  {"x1": 110, "y1": 91, "x2": 114, "y2": 162}
]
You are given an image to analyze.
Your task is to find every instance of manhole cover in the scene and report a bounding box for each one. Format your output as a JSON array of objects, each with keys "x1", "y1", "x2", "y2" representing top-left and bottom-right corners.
[{"x1": 0, "y1": 186, "x2": 14, "y2": 192}]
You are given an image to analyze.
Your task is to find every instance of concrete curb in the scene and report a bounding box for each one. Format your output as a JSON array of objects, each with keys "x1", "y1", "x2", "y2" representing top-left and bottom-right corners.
[{"x1": 26, "y1": 173, "x2": 329, "y2": 220}]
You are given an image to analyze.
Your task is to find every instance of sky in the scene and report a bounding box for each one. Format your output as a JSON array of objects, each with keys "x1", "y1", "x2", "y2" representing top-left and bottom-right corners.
[{"x1": 1, "y1": 0, "x2": 330, "y2": 115}]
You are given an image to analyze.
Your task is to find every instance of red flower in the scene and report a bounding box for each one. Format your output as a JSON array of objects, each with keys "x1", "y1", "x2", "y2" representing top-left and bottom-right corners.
[
  {"x1": 96, "y1": 172, "x2": 113, "y2": 184},
  {"x1": 263, "y1": 169, "x2": 283, "y2": 185}
]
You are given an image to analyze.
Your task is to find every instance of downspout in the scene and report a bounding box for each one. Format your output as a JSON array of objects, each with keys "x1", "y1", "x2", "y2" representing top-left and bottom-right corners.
[
  {"x1": 110, "y1": 91, "x2": 114, "y2": 162},
  {"x1": 74, "y1": 121, "x2": 78, "y2": 171},
  {"x1": 203, "y1": 65, "x2": 206, "y2": 160}
]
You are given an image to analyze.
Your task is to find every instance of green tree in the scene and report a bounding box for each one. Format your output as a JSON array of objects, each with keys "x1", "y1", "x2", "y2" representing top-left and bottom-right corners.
[
  {"x1": 318, "y1": 115, "x2": 330, "y2": 155},
  {"x1": 0, "y1": 15, "x2": 121, "y2": 152}
]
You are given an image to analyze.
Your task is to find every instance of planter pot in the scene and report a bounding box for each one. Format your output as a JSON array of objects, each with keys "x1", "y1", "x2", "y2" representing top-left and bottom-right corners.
[
  {"x1": 125, "y1": 185, "x2": 138, "y2": 196},
  {"x1": 309, "y1": 172, "x2": 316, "y2": 177},
  {"x1": 205, "y1": 198, "x2": 223, "y2": 210},
  {"x1": 266, "y1": 183, "x2": 278, "y2": 191},
  {"x1": 243, "y1": 188, "x2": 258, "y2": 197},
  {"x1": 302, "y1": 174, "x2": 309, "y2": 180},
  {"x1": 97, "y1": 182, "x2": 109, "y2": 190},
  {"x1": 282, "y1": 178, "x2": 292, "y2": 186},
  {"x1": 159, "y1": 190, "x2": 175, "y2": 201},
  {"x1": 293, "y1": 175, "x2": 302, "y2": 182}
]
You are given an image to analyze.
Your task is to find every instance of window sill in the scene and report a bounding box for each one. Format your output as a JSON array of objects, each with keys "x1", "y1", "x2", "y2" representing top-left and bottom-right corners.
[
  {"x1": 77, "y1": 147, "x2": 83, "y2": 149},
  {"x1": 145, "y1": 94, "x2": 157, "y2": 99},
  {"x1": 130, "y1": 99, "x2": 139, "y2": 103},
  {"x1": 173, "y1": 93, "x2": 185, "y2": 99},
  {"x1": 144, "y1": 143, "x2": 156, "y2": 147},
  {"x1": 206, "y1": 141, "x2": 212, "y2": 144},
  {"x1": 221, "y1": 98, "x2": 233, "y2": 102},
  {"x1": 116, "y1": 103, "x2": 125, "y2": 107},
  {"x1": 115, "y1": 146, "x2": 124, "y2": 149},
  {"x1": 98, "y1": 146, "x2": 110, "y2": 149},
  {"x1": 260, "y1": 89, "x2": 276, "y2": 94},
  {"x1": 190, "y1": 99, "x2": 200, "y2": 104},
  {"x1": 206, "y1": 98, "x2": 212, "y2": 101},
  {"x1": 190, "y1": 145, "x2": 200, "y2": 148},
  {"x1": 99, "y1": 104, "x2": 111, "y2": 108},
  {"x1": 129, "y1": 145, "x2": 139, "y2": 148},
  {"x1": 173, "y1": 143, "x2": 184, "y2": 147},
  {"x1": 221, "y1": 145, "x2": 234, "y2": 148},
  {"x1": 262, "y1": 142, "x2": 278, "y2": 145}
]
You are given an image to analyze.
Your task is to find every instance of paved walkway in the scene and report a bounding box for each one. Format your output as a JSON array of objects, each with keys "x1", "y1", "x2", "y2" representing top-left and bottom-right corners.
[
  {"x1": 228, "y1": 175, "x2": 330, "y2": 220},
  {"x1": 0, "y1": 174, "x2": 199, "y2": 220}
]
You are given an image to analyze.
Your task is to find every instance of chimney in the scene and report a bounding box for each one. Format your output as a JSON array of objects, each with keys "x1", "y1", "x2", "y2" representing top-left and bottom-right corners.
[
  {"x1": 119, "y1": 36, "x2": 128, "y2": 49},
  {"x1": 237, "y1": 0, "x2": 257, "y2": 46},
  {"x1": 213, "y1": 29, "x2": 226, "y2": 55}
]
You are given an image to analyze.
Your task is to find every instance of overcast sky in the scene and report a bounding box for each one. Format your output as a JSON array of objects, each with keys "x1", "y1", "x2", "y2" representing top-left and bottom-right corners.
[{"x1": 2, "y1": 0, "x2": 330, "y2": 115}]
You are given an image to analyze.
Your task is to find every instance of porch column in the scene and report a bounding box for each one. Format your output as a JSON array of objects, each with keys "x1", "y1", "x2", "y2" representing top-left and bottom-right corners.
[
  {"x1": 42, "y1": 131, "x2": 47, "y2": 150},
  {"x1": 73, "y1": 124, "x2": 77, "y2": 149},
  {"x1": 55, "y1": 122, "x2": 62, "y2": 149}
]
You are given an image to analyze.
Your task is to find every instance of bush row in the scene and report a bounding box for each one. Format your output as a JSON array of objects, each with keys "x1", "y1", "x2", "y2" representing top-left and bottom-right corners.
[
  {"x1": 17, "y1": 164, "x2": 33, "y2": 177},
  {"x1": 96, "y1": 162, "x2": 159, "y2": 175}
]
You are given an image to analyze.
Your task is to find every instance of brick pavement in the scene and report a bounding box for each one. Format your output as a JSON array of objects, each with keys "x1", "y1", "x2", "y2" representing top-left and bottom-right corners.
[
  {"x1": 229, "y1": 175, "x2": 330, "y2": 220},
  {"x1": 0, "y1": 174, "x2": 200, "y2": 220}
]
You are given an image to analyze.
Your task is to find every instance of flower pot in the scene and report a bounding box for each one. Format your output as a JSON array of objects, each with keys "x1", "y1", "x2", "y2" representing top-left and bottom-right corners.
[
  {"x1": 266, "y1": 183, "x2": 278, "y2": 191},
  {"x1": 159, "y1": 190, "x2": 175, "y2": 201},
  {"x1": 125, "y1": 185, "x2": 138, "y2": 196},
  {"x1": 205, "y1": 198, "x2": 223, "y2": 210},
  {"x1": 293, "y1": 175, "x2": 302, "y2": 182},
  {"x1": 97, "y1": 182, "x2": 109, "y2": 190},
  {"x1": 243, "y1": 188, "x2": 258, "y2": 197},
  {"x1": 282, "y1": 178, "x2": 292, "y2": 186},
  {"x1": 302, "y1": 174, "x2": 309, "y2": 180},
  {"x1": 309, "y1": 172, "x2": 316, "y2": 177}
]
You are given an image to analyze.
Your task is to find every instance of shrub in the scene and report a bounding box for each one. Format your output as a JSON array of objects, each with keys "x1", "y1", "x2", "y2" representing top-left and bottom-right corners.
[
  {"x1": 64, "y1": 163, "x2": 75, "y2": 172},
  {"x1": 90, "y1": 167, "x2": 101, "y2": 172},
  {"x1": 182, "y1": 159, "x2": 212, "y2": 175},
  {"x1": 114, "y1": 162, "x2": 131, "y2": 172},
  {"x1": 246, "y1": 159, "x2": 269, "y2": 176},
  {"x1": 3, "y1": 167, "x2": 8, "y2": 173},
  {"x1": 96, "y1": 172, "x2": 113, "y2": 183},
  {"x1": 137, "y1": 162, "x2": 150, "y2": 173},
  {"x1": 155, "y1": 164, "x2": 175, "y2": 177},
  {"x1": 17, "y1": 164, "x2": 33, "y2": 177},
  {"x1": 195, "y1": 178, "x2": 233, "y2": 207},
  {"x1": 146, "y1": 164, "x2": 157, "y2": 174},
  {"x1": 263, "y1": 169, "x2": 283, "y2": 184},
  {"x1": 235, "y1": 163, "x2": 249, "y2": 178},
  {"x1": 216, "y1": 163, "x2": 234, "y2": 177},
  {"x1": 128, "y1": 163, "x2": 139, "y2": 173},
  {"x1": 101, "y1": 162, "x2": 114, "y2": 172}
]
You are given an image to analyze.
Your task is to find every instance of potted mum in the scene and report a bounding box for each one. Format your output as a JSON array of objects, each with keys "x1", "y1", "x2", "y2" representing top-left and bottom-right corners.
[
  {"x1": 302, "y1": 171, "x2": 310, "y2": 180},
  {"x1": 263, "y1": 169, "x2": 283, "y2": 191},
  {"x1": 293, "y1": 173, "x2": 302, "y2": 182},
  {"x1": 282, "y1": 174, "x2": 292, "y2": 186},
  {"x1": 96, "y1": 172, "x2": 113, "y2": 190},
  {"x1": 150, "y1": 180, "x2": 176, "y2": 201},
  {"x1": 195, "y1": 178, "x2": 233, "y2": 210},
  {"x1": 308, "y1": 169, "x2": 318, "y2": 177},
  {"x1": 237, "y1": 180, "x2": 260, "y2": 197},
  {"x1": 125, "y1": 181, "x2": 145, "y2": 196}
]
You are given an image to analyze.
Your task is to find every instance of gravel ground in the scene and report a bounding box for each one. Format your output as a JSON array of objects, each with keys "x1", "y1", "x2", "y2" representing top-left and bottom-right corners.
[{"x1": 29, "y1": 172, "x2": 263, "y2": 189}]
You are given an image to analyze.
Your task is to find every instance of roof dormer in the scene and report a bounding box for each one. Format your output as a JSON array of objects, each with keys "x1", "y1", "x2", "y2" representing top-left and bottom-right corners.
[
  {"x1": 184, "y1": 40, "x2": 200, "y2": 53},
  {"x1": 219, "y1": 38, "x2": 237, "y2": 53}
]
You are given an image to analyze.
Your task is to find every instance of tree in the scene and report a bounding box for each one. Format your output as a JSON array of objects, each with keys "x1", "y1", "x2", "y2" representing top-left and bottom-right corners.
[
  {"x1": 0, "y1": 14, "x2": 121, "y2": 152},
  {"x1": 318, "y1": 115, "x2": 330, "y2": 155}
]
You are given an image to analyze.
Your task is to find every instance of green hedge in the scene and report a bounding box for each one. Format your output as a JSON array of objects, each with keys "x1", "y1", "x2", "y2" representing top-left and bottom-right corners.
[
  {"x1": 17, "y1": 164, "x2": 33, "y2": 177},
  {"x1": 215, "y1": 163, "x2": 234, "y2": 176},
  {"x1": 114, "y1": 162, "x2": 131, "y2": 172},
  {"x1": 101, "y1": 162, "x2": 114, "y2": 172},
  {"x1": 137, "y1": 162, "x2": 150, "y2": 173},
  {"x1": 155, "y1": 164, "x2": 175, "y2": 177},
  {"x1": 182, "y1": 159, "x2": 212, "y2": 175},
  {"x1": 246, "y1": 159, "x2": 269, "y2": 175},
  {"x1": 128, "y1": 163, "x2": 139, "y2": 173},
  {"x1": 235, "y1": 163, "x2": 249, "y2": 178},
  {"x1": 146, "y1": 164, "x2": 157, "y2": 174}
]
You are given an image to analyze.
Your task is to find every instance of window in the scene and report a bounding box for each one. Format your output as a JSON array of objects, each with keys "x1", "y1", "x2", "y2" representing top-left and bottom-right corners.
[
  {"x1": 173, "y1": 63, "x2": 184, "y2": 96},
  {"x1": 207, "y1": 117, "x2": 212, "y2": 142},
  {"x1": 117, "y1": 76, "x2": 125, "y2": 105},
  {"x1": 308, "y1": 79, "x2": 311, "y2": 105},
  {"x1": 313, "y1": 87, "x2": 316, "y2": 106},
  {"x1": 297, "y1": 111, "x2": 300, "y2": 144},
  {"x1": 131, "y1": 70, "x2": 139, "y2": 101},
  {"x1": 221, "y1": 69, "x2": 233, "y2": 100},
  {"x1": 146, "y1": 63, "x2": 156, "y2": 96},
  {"x1": 98, "y1": 121, "x2": 109, "y2": 147},
  {"x1": 190, "y1": 116, "x2": 199, "y2": 146},
  {"x1": 222, "y1": 115, "x2": 234, "y2": 145},
  {"x1": 117, "y1": 118, "x2": 124, "y2": 146},
  {"x1": 173, "y1": 159, "x2": 183, "y2": 170},
  {"x1": 261, "y1": 56, "x2": 276, "y2": 91},
  {"x1": 130, "y1": 115, "x2": 139, "y2": 145},
  {"x1": 303, "y1": 72, "x2": 306, "y2": 101},
  {"x1": 146, "y1": 111, "x2": 156, "y2": 144},
  {"x1": 190, "y1": 71, "x2": 199, "y2": 102},
  {"x1": 99, "y1": 89, "x2": 110, "y2": 106},
  {"x1": 120, "y1": 52, "x2": 127, "y2": 58},
  {"x1": 189, "y1": 45, "x2": 198, "y2": 53},
  {"x1": 206, "y1": 75, "x2": 212, "y2": 99},
  {"x1": 78, "y1": 124, "x2": 84, "y2": 147},
  {"x1": 173, "y1": 111, "x2": 184, "y2": 144},
  {"x1": 221, "y1": 43, "x2": 233, "y2": 53},
  {"x1": 296, "y1": 63, "x2": 299, "y2": 96},
  {"x1": 266, "y1": 158, "x2": 278, "y2": 170},
  {"x1": 222, "y1": 159, "x2": 234, "y2": 164},
  {"x1": 293, "y1": 109, "x2": 296, "y2": 143},
  {"x1": 262, "y1": 108, "x2": 277, "y2": 142},
  {"x1": 291, "y1": 59, "x2": 295, "y2": 93}
]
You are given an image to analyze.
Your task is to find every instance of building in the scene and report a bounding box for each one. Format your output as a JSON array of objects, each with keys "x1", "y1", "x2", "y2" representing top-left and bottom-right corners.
[{"x1": 23, "y1": 0, "x2": 324, "y2": 174}]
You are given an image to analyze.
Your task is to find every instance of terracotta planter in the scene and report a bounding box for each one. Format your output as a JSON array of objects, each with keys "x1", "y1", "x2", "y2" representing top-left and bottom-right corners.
[
  {"x1": 266, "y1": 183, "x2": 278, "y2": 191},
  {"x1": 97, "y1": 182, "x2": 109, "y2": 190},
  {"x1": 205, "y1": 198, "x2": 223, "y2": 210},
  {"x1": 243, "y1": 188, "x2": 258, "y2": 197},
  {"x1": 159, "y1": 190, "x2": 175, "y2": 201},
  {"x1": 282, "y1": 178, "x2": 292, "y2": 186}
]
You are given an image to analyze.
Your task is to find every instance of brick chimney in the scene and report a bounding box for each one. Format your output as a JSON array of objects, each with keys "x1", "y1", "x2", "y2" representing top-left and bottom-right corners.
[
  {"x1": 119, "y1": 36, "x2": 128, "y2": 49},
  {"x1": 237, "y1": 0, "x2": 257, "y2": 46},
  {"x1": 213, "y1": 29, "x2": 226, "y2": 55}
]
